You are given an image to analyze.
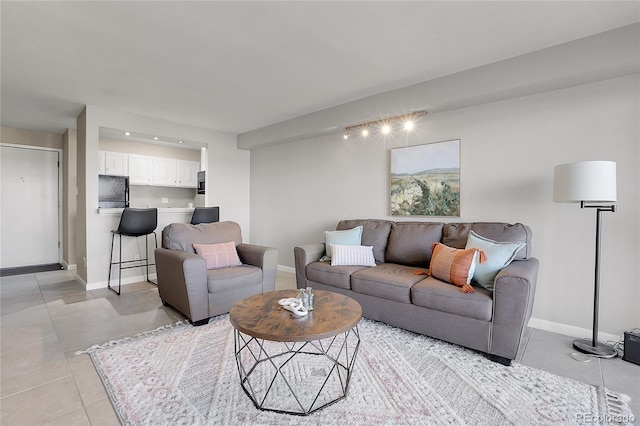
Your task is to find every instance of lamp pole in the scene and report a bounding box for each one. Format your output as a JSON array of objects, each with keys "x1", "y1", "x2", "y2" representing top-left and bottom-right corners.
[{"x1": 572, "y1": 202, "x2": 617, "y2": 357}]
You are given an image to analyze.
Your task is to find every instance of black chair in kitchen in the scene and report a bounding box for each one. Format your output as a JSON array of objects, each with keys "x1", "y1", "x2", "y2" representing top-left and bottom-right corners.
[
  {"x1": 108, "y1": 208, "x2": 158, "y2": 295},
  {"x1": 190, "y1": 206, "x2": 220, "y2": 225}
]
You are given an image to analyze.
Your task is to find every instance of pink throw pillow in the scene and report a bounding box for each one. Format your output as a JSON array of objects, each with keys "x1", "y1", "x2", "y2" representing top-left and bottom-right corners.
[{"x1": 193, "y1": 241, "x2": 242, "y2": 270}]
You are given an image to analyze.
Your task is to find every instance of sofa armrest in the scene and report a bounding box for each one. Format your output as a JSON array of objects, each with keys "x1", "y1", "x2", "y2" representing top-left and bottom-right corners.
[
  {"x1": 237, "y1": 244, "x2": 278, "y2": 293},
  {"x1": 155, "y1": 248, "x2": 209, "y2": 323},
  {"x1": 294, "y1": 243, "x2": 326, "y2": 289},
  {"x1": 490, "y1": 257, "x2": 539, "y2": 360}
]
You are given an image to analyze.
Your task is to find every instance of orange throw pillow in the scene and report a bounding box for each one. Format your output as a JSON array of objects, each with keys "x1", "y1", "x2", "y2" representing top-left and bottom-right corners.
[{"x1": 429, "y1": 243, "x2": 487, "y2": 293}]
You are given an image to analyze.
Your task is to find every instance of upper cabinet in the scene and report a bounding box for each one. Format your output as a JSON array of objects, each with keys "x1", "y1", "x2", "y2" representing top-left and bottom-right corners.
[
  {"x1": 128, "y1": 154, "x2": 153, "y2": 185},
  {"x1": 101, "y1": 151, "x2": 128, "y2": 176},
  {"x1": 98, "y1": 151, "x2": 106, "y2": 175},
  {"x1": 98, "y1": 151, "x2": 199, "y2": 188},
  {"x1": 177, "y1": 160, "x2": 200, "y2": 188},
  {"x1": 152, "y1": 158, "x2": 178, "y2": 186}
]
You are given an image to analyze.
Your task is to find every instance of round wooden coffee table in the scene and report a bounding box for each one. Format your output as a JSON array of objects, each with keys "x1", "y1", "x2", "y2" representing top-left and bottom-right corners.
[{"x1": 229, "y1": 289, "x2": 362, "y2": 416}]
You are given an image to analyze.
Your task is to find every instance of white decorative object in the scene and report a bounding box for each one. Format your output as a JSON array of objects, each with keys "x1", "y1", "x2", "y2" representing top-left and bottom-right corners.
[{"x1": 278, "y1": 298, "x2": 308, "y2": 316}]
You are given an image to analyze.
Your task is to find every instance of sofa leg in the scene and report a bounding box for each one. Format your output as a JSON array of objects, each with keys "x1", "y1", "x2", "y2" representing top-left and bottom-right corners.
[
  {"x1": 487, "y1": 354, "x2": 512, "y2": 366},
  {"x1": 191, "y1": 318, "x2": 209, "y2": 327}
]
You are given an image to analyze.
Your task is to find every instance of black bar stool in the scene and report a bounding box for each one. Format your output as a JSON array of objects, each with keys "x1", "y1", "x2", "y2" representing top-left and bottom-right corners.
[
  {"x1": 190, "y1": 206, "x2": 220, "y2": 225},
  {"x1": 108, "y1": 208, "x2": 158, "y2": 295}
]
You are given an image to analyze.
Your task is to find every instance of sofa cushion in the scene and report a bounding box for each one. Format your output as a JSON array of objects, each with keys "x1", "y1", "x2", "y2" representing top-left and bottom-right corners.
[
  {"x1": 162, "y1": 221, "x2": 242, "y2": 254},
  {"x1": 351, "y1": 263, "x2": 429, "y2": 304},
  {"x1": 193, "y1": 241, "x2": 242, "y2": 270},
  {"x1": 306, "y1": 261, "x2": 368, "y2": 290},
  {"x1": 385, "y1": 222, "x2": 444, "y2": 267},
  {"x1": 411, "y1": 276, "x2": 493, "y2": 321},
  {"x1": 337, "y1": 219, "x2": 392, "y2": 263},
  {"x1": 206, "y1": 264, "x2": 262, "y2": 293},
  {"x1": 465, "y1": 230, "x2": 526, "y2": 290},
  {"x1": 430, "y1": 243, "x2": 483, "y2": 292},
  {"x1": 323, "y1": 226, "x2": 363, "y2": 258},
  {"x1": 330, "y1": 244, "x2": 376, "y2": 267},
  {"x1": 442, "y1": 222, "x2": 531, "y2": 260}
]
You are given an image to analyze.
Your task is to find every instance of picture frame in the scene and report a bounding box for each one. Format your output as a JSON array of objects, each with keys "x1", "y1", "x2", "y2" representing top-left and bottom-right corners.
[{"x1": 390, "y1": 139, "x2": 460, "y2": 217}]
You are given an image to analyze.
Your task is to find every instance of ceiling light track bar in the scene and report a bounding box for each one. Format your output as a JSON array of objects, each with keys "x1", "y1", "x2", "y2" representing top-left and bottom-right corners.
[
  {"x1": 343, "y1": 110, "x2": 427, "y2": 139},
  {"x1": 344, "y1": 110, "x2": 427, "y2": 132}
]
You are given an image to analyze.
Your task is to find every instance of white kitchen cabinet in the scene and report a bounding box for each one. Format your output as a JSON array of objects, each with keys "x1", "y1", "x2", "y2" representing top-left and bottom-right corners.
[
  {"x1": 98, "y1": 150, "x2": 199, "y2": 188},
  {"x1": 103, "y1": 151, "x2": 128, "y2": 176},
  {"x1": 98, "y1": 151, "x2": 106, "y2": 174},
  {"x1": 152, "y1": 158, "x2": 177, "y2": 186},
  {"x1": 176, "y1": 160, "x2": 200, "y2": 188},
  {"x1": 128, "y1": 154, "x2": 153, "y2": 185}
]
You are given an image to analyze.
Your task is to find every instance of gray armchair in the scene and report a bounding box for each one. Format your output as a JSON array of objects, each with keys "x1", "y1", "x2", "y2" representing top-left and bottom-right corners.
[{"x1": 155, "y1": 221, "x2": 277, "y2": 325}]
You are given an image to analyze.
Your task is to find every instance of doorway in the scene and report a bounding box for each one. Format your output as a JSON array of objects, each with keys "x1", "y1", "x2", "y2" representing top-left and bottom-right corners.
[{"x1": 0, "y1": 145, "x2": 61, "y2": 270}]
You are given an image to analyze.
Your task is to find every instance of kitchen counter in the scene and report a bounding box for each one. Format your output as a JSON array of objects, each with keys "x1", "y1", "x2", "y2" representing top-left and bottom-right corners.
[{"x1": 97, "y1": 207, "x2": 194, "y2": 215}]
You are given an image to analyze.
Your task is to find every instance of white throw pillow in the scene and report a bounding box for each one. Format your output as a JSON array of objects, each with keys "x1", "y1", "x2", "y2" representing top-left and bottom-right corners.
[{"x1": 330, "y1": 244, "x2": 376, "y2": 267}]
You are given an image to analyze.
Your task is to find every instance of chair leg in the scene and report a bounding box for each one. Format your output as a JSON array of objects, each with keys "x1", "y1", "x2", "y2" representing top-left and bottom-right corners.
[
  {"x1": 147, "y1": 232, "x2": 158, "y2": 285},
  {"x1": 116, "y1": 234, "x2": 122, "y2": 295},
  {"x1": 107, "y1": 233, "x2": 121, "y2": 295},
  {"x1": 144, "y1": 234, "x2": 149, "y2": 282},
  {"x1": 486, "y1": 354, "x2": 512, "y2": 366}
]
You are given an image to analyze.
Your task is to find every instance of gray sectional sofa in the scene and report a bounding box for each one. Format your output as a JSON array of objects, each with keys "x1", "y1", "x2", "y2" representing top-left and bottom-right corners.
[{"x1": 294, "y1": 219, "x2": 539, "y2": 365}]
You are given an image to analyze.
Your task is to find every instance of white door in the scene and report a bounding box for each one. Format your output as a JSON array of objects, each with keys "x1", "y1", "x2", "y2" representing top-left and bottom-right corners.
[{"x1": 0, "y1": 145, "x2": 60, "y2": 268}]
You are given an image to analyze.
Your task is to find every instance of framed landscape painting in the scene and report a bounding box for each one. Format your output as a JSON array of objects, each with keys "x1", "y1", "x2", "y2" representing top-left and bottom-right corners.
[{"x1": 390, "y1": 139, "x2": 460, "y2": 216}]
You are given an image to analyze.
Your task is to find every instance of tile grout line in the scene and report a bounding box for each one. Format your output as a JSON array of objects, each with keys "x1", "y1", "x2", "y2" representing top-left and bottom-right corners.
[{"x1": 0, "y1": 374, "x2": 74, "y2": 400}]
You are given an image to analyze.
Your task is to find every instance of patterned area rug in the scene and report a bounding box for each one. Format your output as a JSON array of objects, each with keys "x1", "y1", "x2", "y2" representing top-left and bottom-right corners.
[{"x1": 83, "y1": 316, "x2": 633, "y2": 425}]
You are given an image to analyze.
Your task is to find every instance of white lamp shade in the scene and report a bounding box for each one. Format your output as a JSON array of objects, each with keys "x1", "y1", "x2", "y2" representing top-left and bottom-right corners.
[{"x1": 553, "y1": 161, "x2": 617, "y2": 202}]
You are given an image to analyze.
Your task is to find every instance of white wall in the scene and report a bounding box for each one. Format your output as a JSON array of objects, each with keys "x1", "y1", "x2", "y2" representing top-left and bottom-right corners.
[
  {"x1": 77, "y1": 106, "x2": 250, "y2": 286},
  {"x1": 250, "y1": 74, "x2": 639, "y2": 337}
]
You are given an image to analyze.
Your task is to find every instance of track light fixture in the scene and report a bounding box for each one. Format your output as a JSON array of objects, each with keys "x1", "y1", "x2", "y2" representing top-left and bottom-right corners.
[{"x1": 344, "y1": 111, "x2": 427, "y2": 139}]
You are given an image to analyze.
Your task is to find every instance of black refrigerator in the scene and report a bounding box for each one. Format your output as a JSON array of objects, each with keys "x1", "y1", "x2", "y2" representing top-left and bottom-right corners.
[{"x1": 98, "y1": 175, "x2": 130, "y2": 208}]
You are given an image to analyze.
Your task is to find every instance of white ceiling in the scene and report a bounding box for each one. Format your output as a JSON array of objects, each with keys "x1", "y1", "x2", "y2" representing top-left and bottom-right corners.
[{"x1": 1, "y1": 1, "x2": 638, "y2": 136}]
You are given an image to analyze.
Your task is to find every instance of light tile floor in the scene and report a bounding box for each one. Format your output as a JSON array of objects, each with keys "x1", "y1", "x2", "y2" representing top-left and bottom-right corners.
[{"x1": 1, "y1": 270, "x2": 638, "y2": 424}]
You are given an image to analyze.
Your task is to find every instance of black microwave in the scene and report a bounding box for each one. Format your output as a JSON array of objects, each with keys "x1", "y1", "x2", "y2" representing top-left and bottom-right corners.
[{"x1": 197, "y1": 171, "x2": 205, "y2": 194}]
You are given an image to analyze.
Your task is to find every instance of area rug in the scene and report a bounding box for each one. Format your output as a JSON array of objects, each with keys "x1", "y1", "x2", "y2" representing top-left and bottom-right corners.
[{"x1": 81, "y1": 316, "x2": 633, "y2": 425}]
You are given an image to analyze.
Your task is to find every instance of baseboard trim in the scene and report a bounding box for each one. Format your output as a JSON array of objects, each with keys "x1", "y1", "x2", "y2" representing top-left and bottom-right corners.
[
  {"x1": 277, "y1": 265, "x2": 295, "y2": 274},
  {"x1": 85, "y1": 273, "x2": 158, "y2": 291},
  {"x1": 61, "y1": 261, "x2": 77, "y2": 271},
  {"x1": 528, "y1": 317, "x2": 620, "y2": 344}
]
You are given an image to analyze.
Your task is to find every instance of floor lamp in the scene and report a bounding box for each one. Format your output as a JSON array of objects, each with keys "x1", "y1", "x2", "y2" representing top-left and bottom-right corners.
[{"x1": 553, "y1": 160, "x2": 617, "y2": 357}]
